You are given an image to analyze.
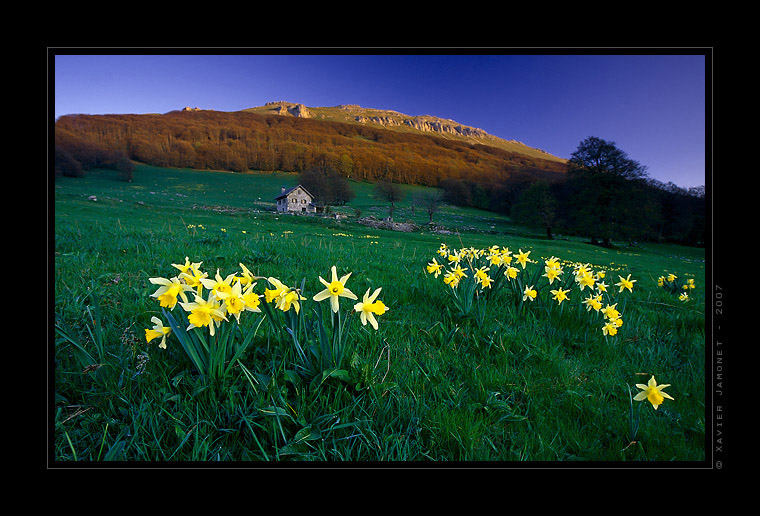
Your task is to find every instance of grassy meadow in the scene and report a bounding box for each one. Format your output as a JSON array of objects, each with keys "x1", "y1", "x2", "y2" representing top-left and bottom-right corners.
[{"x1": 51, "y1": 164, "x2": 707, "y2": 463}]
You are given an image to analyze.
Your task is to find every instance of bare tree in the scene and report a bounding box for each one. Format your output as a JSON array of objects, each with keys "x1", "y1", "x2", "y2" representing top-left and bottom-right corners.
[
  {"x1": 418, "y1": 191, "x2": 444, "y2": 224},
  {"x1": 374, "y1": 179, "x2": 404, "y2": 221}
]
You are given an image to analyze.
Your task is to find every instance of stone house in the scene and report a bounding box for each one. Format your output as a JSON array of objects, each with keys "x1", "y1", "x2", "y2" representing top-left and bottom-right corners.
[{"x1": 275, "y1": 185, "x2": 317, "y2": 213}]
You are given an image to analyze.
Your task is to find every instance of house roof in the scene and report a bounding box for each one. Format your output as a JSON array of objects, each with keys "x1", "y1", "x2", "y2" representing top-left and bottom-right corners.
[{"x1": 274, "y1": 184, "x2": 315, "y2": 201}]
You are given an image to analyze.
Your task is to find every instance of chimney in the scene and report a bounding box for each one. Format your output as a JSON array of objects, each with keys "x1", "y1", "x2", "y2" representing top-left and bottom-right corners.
[{"x1": 281, "y1": 186, "x2": 286, "y2": 194}]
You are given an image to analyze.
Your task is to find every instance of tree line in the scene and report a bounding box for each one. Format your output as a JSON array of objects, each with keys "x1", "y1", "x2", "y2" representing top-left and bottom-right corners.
[
  {"x1": 440, "y1": 136, "x2": 705, "y2": 246},
  {"x1": 53, "y1": 110, "x2": 566, "y2": 187}
]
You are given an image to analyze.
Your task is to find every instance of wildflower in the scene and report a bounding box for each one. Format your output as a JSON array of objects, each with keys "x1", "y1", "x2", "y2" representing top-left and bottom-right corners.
[
  {"x1": 505, "y1": 266, "x2": 519, "y2": 280},
  {"x1": 543, "y1": 265, "x2": 562, "y2": 284},
  {"x1": 447, "y1": 251, "x2": 461, "y2": 264},
  {"x1": 443, "y1": 270, "x2": 460, "y2": 288},
  {"x1": 487, "y1": 253, "x2": 503, "y2": 266},
  {"x1": 545, "y1": 256, "x2": 560, "y2": 269},
  {"x1": 426, "y1": 258, "x2": 444, "y2": 278},
  {"x1": 577, "y1": 272, "x2": 596, "y2": 291},
  {"x1": 667, "y1": 273, "x2": 677, "y2": 283},
  {"x1": 215, "y1": 281, "x2": 247, "y2": 322},
  {"x1": 596, "y1": 270, "x2": 606, "y2": 279},
  {"x1": 657, "y1": 276, "x2": 665, "y2": 287},
  {"x1": 241, "y1": 282, "x2": 262, "y2": 313},
  {"x1": 265, "y1": 277, "x2": 288, "y2": 303},
  {"x1": 602, "y1": 303, "x2": 620, "y2": 320},
  {"x1": 180, "y1": 267, "x2": 208, "y2": 295},
  {"x1": 634, "y1": 376, "x2": 674, "y2": 410},
  {"x1": 687, "y1": 278, "x2": 696, "y2": 289},
  {"x1": 616, "y1": 274, "x2": 637, "y2": 293},
  {"x1": 354, "y1": 287, "x2": 388, "y2": 330},
  {"x1": 583, "y1": 294, "x2": 603, "y2": 312},
  {"x1": 149, "y1": 276, "x2": 191, "y2": 310},
  {"x1": 602, "y1": 321, "x2": 618, "y2": 336},
  {"x1": 474, "y1": 266, "x2": 491, "y2": 285},
  {"x1": 611, "y1": 317, "x2": 623, "y2": 328},
  {"x1": 499, "y1": 248, "x2": 513, "y2": 264},
  {"x1": 277, "y1": 288, "x2": 306, "y2": 314},
  {"x1": 452, "y1": 263, "x2": 468, "y2": 279},
  {"x1": 172, "y1": 256, "x2": 202, "y2": 276},
  {"x1": 313, "y1": 265, "x2": 359, "y2": 313},
  {"x1": 596, "y1": 281, "x2": 608, "y2": 293},
  {"x1": 437, "y1": 244, "x2": 449, "y2": 257},
  {"x1": 479, "y1": 275, "x2": 494, "y2": 288},
  {"x1": 523, "y1": 285, "x2": 537, "y2": 302},
  {"x1": 550, "y1": 287, "x2": 570, "y2": 304},
  {"x1": 235, "y1": 263, "x2": 257, "y2": 287},
  {"x1": 180, "y1": 294, "x2": 227, "y2": 336},
  {"x1": 200, "y1": 269, "x2": 236, "y2": 298},
  {"x1": 515, "y1": 249, "x2": 531, "y2": 269},
  {"x1": 679, "y1": 292, "x2": 690, "y2": 302},
  {"x1": 145, "y1": 316, "x2": 171, "y2": 349}
]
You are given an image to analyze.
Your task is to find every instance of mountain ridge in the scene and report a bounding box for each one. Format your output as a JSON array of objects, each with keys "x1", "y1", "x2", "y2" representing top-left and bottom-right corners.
[{"x1": 240, "y1": 101, "x2": 566, "y2": 164}]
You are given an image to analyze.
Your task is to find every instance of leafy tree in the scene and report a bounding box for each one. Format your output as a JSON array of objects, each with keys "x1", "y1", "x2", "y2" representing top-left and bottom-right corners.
[
  {"x1": 564, "y1": 136, "x2": 650, "y2": 247},
  {"x1": 510, "y1": 180, "x2": 559, "y2": 239},
  {"x1": 299, "y1": 165, "x2": 355, "y2": 206}
]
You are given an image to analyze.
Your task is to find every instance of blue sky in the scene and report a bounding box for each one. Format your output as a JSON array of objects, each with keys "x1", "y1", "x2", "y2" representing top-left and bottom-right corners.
[{"x1": 53, "y1": 53, "x2": 707, "y2": 189}]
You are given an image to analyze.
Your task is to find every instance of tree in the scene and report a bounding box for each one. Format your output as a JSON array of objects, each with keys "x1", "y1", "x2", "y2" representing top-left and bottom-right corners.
[
  {"x1": 564, "y1": 136, "x2": 650, "y2": 247},
  {"x1": 416, "y1": 190, "x2": 444, "y2": 224},
  {"x1": 299, "y1": 165, "x2": 355, "y2": 206},
  {"x1": 510, "y1": 180, "x2": 559, "y2": 239},
  {"x1": 374, "y1": 179, "x2": 404, "y2": 221}
]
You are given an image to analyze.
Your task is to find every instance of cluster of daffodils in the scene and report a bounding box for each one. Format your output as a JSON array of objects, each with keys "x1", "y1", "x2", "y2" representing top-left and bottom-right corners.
[
  {"x1": 145, "y1": 258, "x2": 390, "y2": 351},
  {"x1": 657, "y1": 272, "x2": 696, "y2": 302},
  {"x1": 145, "y1": 257, "x2": 263, "y2": 343},
  {"x1": 426, "y1": 243, "x2": 637, "y2": 338}
]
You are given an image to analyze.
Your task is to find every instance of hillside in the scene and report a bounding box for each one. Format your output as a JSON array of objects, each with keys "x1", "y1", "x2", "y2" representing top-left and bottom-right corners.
[
  {"x1": 242, "y1": 101, "x2": 567, "y2": 164},
  {"x1": 54, "y1": 104, "x2": 568, "y2": 187}
]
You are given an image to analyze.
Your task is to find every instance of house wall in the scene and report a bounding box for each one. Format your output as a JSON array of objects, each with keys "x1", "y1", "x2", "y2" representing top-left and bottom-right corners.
[{"x1": 276, "y1": 187, "x2": 316, "y2": 213}]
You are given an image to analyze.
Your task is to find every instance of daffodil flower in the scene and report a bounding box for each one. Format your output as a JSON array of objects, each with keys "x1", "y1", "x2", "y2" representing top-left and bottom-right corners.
[
  {"x1": 543, "y1": 265, "x2": 562, "y2": 284},
  {"x1": 602, "y1": 303, "x2": 620, "y2": 320},
  {"x1": 515, "y1": 249, "x2": 531, "y2": 269},
  {"x1": 679, "y1": 292, "x2": 690, "y2": 302},
  {"x1": 180, "y1": 294, "x2": 228, "y2": 336},
  {"x1": 550, "y1": 287, "x2": 570, "y2": 304},
  {"x1": 354, "y1": 287, "x2": 388, "y2": 330},
  {"x1": 265, "y1": 277, "x2": 287, "y2": 303},
  {"x1": 426, "y1": 258, "x2": 444, "y2": 277},
  {"x1": 200, "y1": 269, "x2": 236, "y2": 297},
  {"x1": 172, "y1": 256, "x2": 203, "y2": 276},
  {"x1": 241, "y1": 282, "x2": 262, "y2": 313},
  {"x1": 616, "y1": 274, "x2": 637, "y2": 293},
  {"x1": 602, "y1": 321, "x2": 618, "y2": 336},
  {"x1": 215, "y1": 281, "x2": 247, "y2": 322},
  {"x1": 634, "y1": 376, "x2": 674, "y2": 410},
  {"x1": 235, "y1": 263, "x2": 258, "y2": 287},
  {"x1": 505, "y1": 266, "x2": 519, "y2": 280},
  {"x1": 313, "y1": 265, "x2": 359, "y2": 313},
  {"x1": 577, "y1": 272, "x2": 596, "y2": 291},
  {"x1": 667, "y1": 273, "x2": 677, "y2": 282},
  {"x1": 149, "y1": 276, "x2": 191, "y2": 309},
  {"x1": 596, "y1": 281, "x2": 608, "y2": 293},
  {"x1": 523, "y1": 285, "x2": 537, "y2": 301},
  {"x1": 583, "y1": 294, "x2": 602, "y2": 312},
  {"x1": 145, "y1": 316, "x2": 171, "y2": 349},
  {"x1": 276, "y1": 288, "x2": 306, "y2": 314}
]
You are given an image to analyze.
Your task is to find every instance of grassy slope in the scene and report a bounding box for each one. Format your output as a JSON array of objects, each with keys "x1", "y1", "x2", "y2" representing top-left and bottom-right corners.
[{"x1": 52, "y1": 165, "x2": 706, "y2": 462}]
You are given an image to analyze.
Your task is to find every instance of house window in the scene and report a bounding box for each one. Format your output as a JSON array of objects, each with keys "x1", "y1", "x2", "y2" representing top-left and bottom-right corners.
[{"x1": 302, "y1": 199, "x2": 306, "y2": 204}]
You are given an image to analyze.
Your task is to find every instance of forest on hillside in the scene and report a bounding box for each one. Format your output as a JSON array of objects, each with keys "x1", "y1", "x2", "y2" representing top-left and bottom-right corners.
[{"x1": 53, "y1": 110, "x2": 567, "y2": 187}]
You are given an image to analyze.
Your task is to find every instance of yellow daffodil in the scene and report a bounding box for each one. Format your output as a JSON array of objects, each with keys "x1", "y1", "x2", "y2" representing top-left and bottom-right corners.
[
  {"x1": 602, "y1": 321, "x2": 618, "y2": 336},
  {"x1": 452, "y1": 263, "x2": 468, "y2": 279},
  {"x1": 354, "y1": 287, "x2": 388, "y2": 330},
  {"x1": 474, "y1": 266, "x2": 490, "y2": 283},
  {"x1": 505, "y1": 266, "x2": 519, "y2": 280},
  {"x1": 426, "y1": 258, "x2": 444, "y2": 278},
  {"x1": 515, "y1": 249, "x2": 531, "y2": 269},
  {"x1": 145, "y1": 316, "x2": 171, "y2": 349},
  {"x1": 500, "y1": 248, "x2": 513, "y2": 264},
  {"x1": 276, "y1": 288, "x2": 306, "y2": 314},
  {"x1": 523, "y1": 285, "x2": 537, "y2": 301},
  {"x1": 215, "y1": 281, "x2": 247, "y2": 322},
  {"x1": 180, "y1": 267, "x2": 208, "y2": 295},
  {"x1": 634, "y1": 376, "x2": 674, "y2": 410},
  {"x1": 550, "y1": 287, "x2": 570, "y2": 304},
  {"x1": 687, "y1": 278, "x2": 695, "y2": 289},
  {"x1": 443, "y1": 270, "x2": 460, "y2": 288},
  {"x1": 234, "y1": 263, "x2": 258, "y2": 287},
  {"x1": 596, "y1": 270, "x2": 606, "y2": 279},
  {"x1": 241, "y1": 282, "x2": 262, "y2": 313},
  {"x1": 679, "y1": 292, "x2": 689, "y2": 302},
  {"x1": 265, "y1": 277, "x2": 287, "y2": 303},
  {"x1": 596, "y1": 281, "x2": 608, "y2": 293},
  {"x1": 583, "y1": 294, "x2": 603, "y2": 312},
  {"x1": 437, "y1": 244, "x2": 449, "y2": 257},
  {"x1": 172, "y1": 256, "x2": 203, "y2": 276},
  {"x1": 200, "y1": 269, "x2": 236, "y2": 298},
  {"x1": 488, "y1": 253, "x2": 503, "y2": 266},
  {"x1": 616, "y1": 274, "x2": 637, "y2": 293},
  {"x1": 657, "y1": 276, "x2": 665, "y2": 287},
  {"x1": 180, "y1": 294, "x2": 228, "y2": 336},
  {"x1": 602, "y1": 303, "x2": 620, "y2": 320},
  {"x1": 479, "y1": 275, "x2": 494, "y2": 288},
  {"x1": 545, "y1": 256, "x2": 560, "y2": 269},
  {"x1": 149, "y1": 276, "x2": 191, "y2": 310},
  {"x1": 313, "y1": 265, "x2": 359, "y2": 313},
  {"x1": 543, "y1": 265, "x2": 562, "y2": 284},
  {"x1": 667, "y1": 273, "x2": 677, "y2": 282},
  {"x1": 447, "y1": 251, "x2": 461, "y2": 264},
  {"x1": 577, "y1": 272, "x2": 596, "y2": 291}
]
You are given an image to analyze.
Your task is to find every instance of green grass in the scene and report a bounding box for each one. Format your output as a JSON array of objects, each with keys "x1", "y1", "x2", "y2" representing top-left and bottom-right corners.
[{"x1": 51, "y1": 164, "x2": 706, "y2": 463}]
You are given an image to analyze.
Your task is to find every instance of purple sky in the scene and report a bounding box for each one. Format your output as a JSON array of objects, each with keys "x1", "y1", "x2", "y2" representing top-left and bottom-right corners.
[{"x1": 53, "y1": 53, "x2": 707, "y2": 189}]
